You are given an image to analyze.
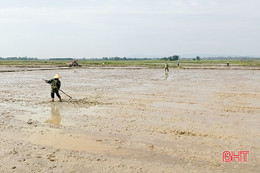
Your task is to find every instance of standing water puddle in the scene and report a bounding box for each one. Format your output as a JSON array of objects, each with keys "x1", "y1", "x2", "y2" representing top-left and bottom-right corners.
[
  {"x1": 29, "y1": 128, "x2": 115, "y2": 154},
  {"x1": 26, "y1": 101, "x2": 115, "y2": 154}
]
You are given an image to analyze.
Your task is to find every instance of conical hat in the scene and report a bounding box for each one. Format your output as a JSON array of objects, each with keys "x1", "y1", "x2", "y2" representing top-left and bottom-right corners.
[{"x1": 53, "y1": 74, "x2": 61, "y2": 79}]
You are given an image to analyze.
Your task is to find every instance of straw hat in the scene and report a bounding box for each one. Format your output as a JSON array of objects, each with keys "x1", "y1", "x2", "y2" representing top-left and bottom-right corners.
[{"x1": 53, "y1": 74, "x2": 61, "y2": 79}]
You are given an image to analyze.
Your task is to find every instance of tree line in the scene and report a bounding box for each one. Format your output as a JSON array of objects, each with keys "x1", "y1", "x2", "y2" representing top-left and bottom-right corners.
[
  {"x1": 1, "y1": 56, "x2": 258, "y2": 61},
  {"x1": 0, "y1": 57, "x2": 38, "y2": 60}
]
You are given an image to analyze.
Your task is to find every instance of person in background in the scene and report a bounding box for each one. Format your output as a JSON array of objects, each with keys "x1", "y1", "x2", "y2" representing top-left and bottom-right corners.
[{"x1": 165, "y1": 63, "x2": 169, "y2": 72}]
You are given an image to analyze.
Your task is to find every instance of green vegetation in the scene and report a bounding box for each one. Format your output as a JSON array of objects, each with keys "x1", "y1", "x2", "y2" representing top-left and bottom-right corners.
[
  {"x1": 196, "y1": 56, "x2": 201, "y2": 61},
  {"x1": 180, "y1": 59, "x2": 260, "y2": 66},
  {"x1": 0, "y1": 60, "x2": 67, "y2": 66},
  {"x1": 161, "y1": 55, "x2": 179, "y2": 61},
  {"x1": 0, "y1": 59, "x2": 259, "y2": 68}
]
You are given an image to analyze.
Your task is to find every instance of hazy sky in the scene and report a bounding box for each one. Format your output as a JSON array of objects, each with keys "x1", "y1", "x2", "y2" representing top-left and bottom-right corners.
[{"x1": 0, "y1": 0, "x2": 259, "y2": 58}]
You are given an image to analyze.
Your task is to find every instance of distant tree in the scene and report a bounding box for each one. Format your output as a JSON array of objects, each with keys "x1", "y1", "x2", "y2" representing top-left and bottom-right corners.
[
  {"x1": 196, "y1": 56, "x2": 201, "y2": 61},
  {"x1": 49, "y1": 58, "x2": 73, "y2": 60},
  {"x1": 114, "y1": 57, "x2": 120, "y2": 60},
  {"x1": 161, "y1": 55, "x2": 179, "y2": 61},
  {"x1": 169, "y1": 55, "x2": 179, "y2": 61},
  {"x1": 161, "y1": 57, "x2": 168, "y2": 61}
]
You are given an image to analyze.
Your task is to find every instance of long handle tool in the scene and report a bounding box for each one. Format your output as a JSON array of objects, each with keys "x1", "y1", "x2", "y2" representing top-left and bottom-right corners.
[{"x1": 42, "y1": 79, "x2": 72, "y2": 99}]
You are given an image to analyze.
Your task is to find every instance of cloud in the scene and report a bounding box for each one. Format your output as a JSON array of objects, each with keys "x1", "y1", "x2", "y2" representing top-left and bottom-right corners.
[
  {"x1": 1, "y1": 0, "x2": 259, "y2": 24},
  {"x1": 0, "y1": 0, "x2": 259, "y2": 58}
]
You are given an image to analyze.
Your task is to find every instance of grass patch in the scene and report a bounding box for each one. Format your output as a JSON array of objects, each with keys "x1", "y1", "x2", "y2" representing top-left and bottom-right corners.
[{"x1": 0, "y1": 59, "x2": 259, "y2": 68}]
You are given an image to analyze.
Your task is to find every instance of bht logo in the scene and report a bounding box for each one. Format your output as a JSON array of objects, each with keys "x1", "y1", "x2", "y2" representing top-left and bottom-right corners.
[{"x1": 223, "y1": 151, "x2": 250, "y2": 162}]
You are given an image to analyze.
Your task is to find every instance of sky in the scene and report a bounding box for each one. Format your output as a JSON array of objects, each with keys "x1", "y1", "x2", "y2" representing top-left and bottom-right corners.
[{"x1": 0, "y1": 0, "x2": 259, "y2": 58}]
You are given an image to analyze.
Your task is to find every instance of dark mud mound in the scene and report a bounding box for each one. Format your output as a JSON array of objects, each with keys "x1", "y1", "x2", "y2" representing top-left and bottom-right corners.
[{"x1": 40, "y1": 97, "x2": 110, "y2": 108}]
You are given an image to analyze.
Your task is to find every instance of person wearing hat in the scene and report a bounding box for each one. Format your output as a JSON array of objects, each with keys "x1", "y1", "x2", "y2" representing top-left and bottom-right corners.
[
  {"x1": 45, "y1": 74, "x2": 62, "y2": 102},
  {"x1": 164, "y1": 63, "x2": 169, "y2": 72}
]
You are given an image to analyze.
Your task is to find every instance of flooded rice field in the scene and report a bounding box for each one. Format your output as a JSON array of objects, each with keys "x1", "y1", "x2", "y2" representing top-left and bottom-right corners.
[{"x1": 0, "y1": 67, "x2": 259, "y2": 172}]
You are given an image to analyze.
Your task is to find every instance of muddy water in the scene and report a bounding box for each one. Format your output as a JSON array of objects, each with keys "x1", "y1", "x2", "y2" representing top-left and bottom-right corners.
[
  {"x1": 0, "y1": 67, "x2": 259, "y2": 172},
  {"x1": 29, "y1": 128, "x2": 115, "y2": 154}
]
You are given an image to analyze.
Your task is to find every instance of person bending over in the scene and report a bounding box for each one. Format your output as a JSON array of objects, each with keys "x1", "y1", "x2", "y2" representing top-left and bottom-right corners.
[{"x1": 45, "y1": 74, "x2": 62, "y2": 102}]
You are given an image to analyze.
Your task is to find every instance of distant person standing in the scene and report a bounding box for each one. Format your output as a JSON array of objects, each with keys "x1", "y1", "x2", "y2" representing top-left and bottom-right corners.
[
  {"x1": 165, "y1": 63, "x2": 169, "y2": 72},
  {"x1": 45, "y1": 74, "x2": 62, "y2": 102},
  {"x1": 227, "y1": 62, "x2": 230, "y2": 67},
  {"x1": 177, "y1": 60, "x2": 180, "y2": 67}
]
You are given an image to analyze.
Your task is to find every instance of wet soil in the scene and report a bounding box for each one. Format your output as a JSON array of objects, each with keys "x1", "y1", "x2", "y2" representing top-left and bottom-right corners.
[{"x1": 0, "y1": 66, "x2": 259, "y2": 172}]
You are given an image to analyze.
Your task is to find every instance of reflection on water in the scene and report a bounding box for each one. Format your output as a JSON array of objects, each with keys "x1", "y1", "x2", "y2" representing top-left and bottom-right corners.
[
  {"x1": 164, "y1": 72, "x2": 169, "y2": 80},
  {"x1": 29, "y1": 128, "x2": 114, "y2": 154},
  {"x1": 46, "y1": 104, "x2": 61, "y2": 126}
]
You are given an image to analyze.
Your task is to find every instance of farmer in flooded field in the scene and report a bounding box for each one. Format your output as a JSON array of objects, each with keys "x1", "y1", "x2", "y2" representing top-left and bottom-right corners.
[
  {"x1": 165, "y1": 63, "x2": 169, "y2": 72},
  {"x1": 227, "y1": 62, "x2": 230, "y2": 67},
  {"x1": 45, "y1": 74, "x2": 62, "y2": 102}
]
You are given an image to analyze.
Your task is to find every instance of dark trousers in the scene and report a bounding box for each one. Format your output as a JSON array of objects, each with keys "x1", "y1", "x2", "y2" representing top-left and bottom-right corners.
[{"x1": 51, "y1": 91, "x2": 61, "y2": 98}]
